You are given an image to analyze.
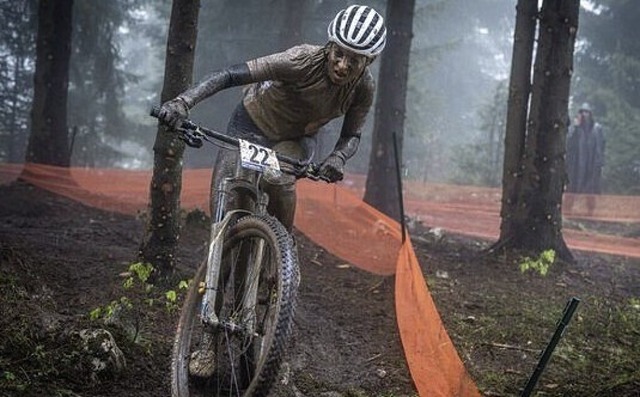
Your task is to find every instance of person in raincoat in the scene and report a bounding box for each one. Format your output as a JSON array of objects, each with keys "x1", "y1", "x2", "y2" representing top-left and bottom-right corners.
[{"x1": 565, "y1": 103, "x2": 606, "y2": 216}]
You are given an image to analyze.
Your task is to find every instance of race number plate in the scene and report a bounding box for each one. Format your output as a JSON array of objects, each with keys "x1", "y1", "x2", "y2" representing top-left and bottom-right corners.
[{"x1": 238, "y1": 139, "x2": 281, "y2": 172}]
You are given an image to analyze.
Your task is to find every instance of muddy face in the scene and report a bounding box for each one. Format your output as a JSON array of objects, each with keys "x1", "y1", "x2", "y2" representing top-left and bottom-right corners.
[{"x1": 326, "y1": 43, "x2": 369, "y2": 85}]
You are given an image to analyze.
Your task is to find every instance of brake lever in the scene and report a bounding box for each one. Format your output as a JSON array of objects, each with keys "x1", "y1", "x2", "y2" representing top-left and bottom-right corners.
[
  {"x1": 301, "y1": 163, "x2": 332, "y2": 183},
  {"x1": 177, "y1": 126, "x2": 204, "y2": 148},
  {"x1": 180, "y1": 134, "x2": 203, "y2": 148}
]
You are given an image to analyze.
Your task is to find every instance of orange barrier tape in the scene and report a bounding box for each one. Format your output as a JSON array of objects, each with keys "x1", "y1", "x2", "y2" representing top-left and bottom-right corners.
[
  {"x1": 339, "y1": 176, "x2": 640, "y2": 259},
  {"x1": 295, "y1": 179, "x2": 401, "y2": 275},
  {"x1": 397, "y1": 239, "x2": 481, "y2": 397},
  {"x1": 3, "y1": 163, "x2": 640, "y2": 260}
]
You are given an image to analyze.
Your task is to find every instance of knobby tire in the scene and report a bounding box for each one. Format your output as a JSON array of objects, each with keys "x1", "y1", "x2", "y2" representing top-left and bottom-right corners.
[{"x1": 171, "y1": 214, "x2": 299, "y2": 397}]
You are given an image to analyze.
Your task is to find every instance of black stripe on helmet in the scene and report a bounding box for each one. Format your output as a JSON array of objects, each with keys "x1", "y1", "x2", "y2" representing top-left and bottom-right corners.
[
  {"x1": 356, "y1": 12, "x2": 380, "y2": 45},
  {"x1": 352, "y1": 6, "x2": 373, "y2": 37},
  {"x1": 343, "y1": 7, "x2": 358, "y2": 36}
]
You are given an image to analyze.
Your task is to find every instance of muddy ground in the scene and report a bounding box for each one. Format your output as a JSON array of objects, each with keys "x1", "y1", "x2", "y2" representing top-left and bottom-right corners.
[{"x1": 0, "y1": 181, "x2": 638, "y2": 397}]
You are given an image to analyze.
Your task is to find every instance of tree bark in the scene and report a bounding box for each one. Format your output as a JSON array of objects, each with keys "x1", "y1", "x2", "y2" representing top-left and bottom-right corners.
[
  {"x1": 25, "y1": 0, "x2": 73, "y2": 167},
  {"x1": 9, "y1": 53, "x2": 24, "y2": 162},
  {"x1": 497, "y1": 0, "x2": 538, "y2": 241},
  {"x1": 496, "y1": 0, "x2": 579, "y2": 262},
  {"x1": 363, "y1": 0, "x2": 415, "y2": 222},
  {"x1": 139, "y1": 0, "x2": 200, "y2": 280}
]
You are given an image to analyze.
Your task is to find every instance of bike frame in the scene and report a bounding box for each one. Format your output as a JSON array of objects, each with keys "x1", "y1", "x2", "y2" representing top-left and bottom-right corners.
[
  {"x1": 149, "y1": 105, "x2": 326, "y2": 338},
  {"x1": 152, "y1": 106, "x2": 331, "y2": 396}
]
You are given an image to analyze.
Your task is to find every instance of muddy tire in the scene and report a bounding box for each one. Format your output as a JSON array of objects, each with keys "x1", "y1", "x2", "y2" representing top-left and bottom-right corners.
[{"x1": 171, "y1": 214, "x2": 299, "y2": 397}]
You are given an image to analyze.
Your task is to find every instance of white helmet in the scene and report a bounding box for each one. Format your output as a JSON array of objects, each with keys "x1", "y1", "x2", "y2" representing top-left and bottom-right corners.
[{"x1": 327, "y1": 5, "x2": 387, "y2": 57}]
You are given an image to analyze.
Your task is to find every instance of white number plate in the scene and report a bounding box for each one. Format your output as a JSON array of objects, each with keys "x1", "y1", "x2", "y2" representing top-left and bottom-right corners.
[{"x1": 238, "y1": 139, "x2": 280, "y2": 172}]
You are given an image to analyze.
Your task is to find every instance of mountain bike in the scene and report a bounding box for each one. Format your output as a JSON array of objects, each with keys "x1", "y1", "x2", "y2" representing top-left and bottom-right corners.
[{"x1": 151, "y1": 107, "x2": 328, "y2": 397}]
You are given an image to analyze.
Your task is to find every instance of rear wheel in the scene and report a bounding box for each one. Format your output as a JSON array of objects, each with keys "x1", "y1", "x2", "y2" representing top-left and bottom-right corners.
[{"x1": 171, "y1": 214, "x2": 299, "y2": 397}]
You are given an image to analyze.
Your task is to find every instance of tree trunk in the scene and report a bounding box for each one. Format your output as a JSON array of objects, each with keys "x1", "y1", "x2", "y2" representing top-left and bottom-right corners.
[
  {"x1": 497, "y1": 0, "x2": 538, "y2": 240},
  {"x1": 363, "y1": 0, "x2": 415, "y2": 222},
  {"x1": 139, "y1": 0, "x2": 200, "y2": 280},
  {"x1": 9, "y1": 53, "x2": 24, "y2": 162},
  {"x1": 25, "y1": 0, "x2": 73, "y2": 167},
  {"x1": 496, "y1": 0, "x2": 579, "y2": 262}
]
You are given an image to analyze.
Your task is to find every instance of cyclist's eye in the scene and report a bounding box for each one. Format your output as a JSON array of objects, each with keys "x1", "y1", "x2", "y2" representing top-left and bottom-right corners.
[{"x1": 348, "y1": 56, "x2": 364, "y2": 68}]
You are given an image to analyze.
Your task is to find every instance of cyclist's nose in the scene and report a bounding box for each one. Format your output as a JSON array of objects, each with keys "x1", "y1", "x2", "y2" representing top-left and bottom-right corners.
[{"x1": 336, "y1": 57, "x2": 350, "y2": 72}]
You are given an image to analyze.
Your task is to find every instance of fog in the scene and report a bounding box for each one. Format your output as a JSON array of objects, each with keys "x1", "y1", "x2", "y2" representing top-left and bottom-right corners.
[{"x1": 2, "y1": 0, "x2": 638, "y2": 194}]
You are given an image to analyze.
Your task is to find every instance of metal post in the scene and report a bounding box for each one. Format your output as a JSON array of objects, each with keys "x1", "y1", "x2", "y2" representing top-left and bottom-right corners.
[
  {"x1": 520, "y1": 297, "x2": 581, "y2": 397},
  {"x1": 392, "y1": 132, "x2": 406, "y2": 243}
]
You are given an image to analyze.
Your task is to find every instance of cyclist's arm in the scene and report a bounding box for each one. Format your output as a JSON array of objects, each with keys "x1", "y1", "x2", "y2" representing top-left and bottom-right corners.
[
  {"x1": 178, "y1": 45, "x2": 310, "y2": 109},
  {"x1": 331, "y1": 72, "x2": 375, "y2": 162},
  {"x1": 177, "y1": 63, "x2": 253, "y2": 109}
]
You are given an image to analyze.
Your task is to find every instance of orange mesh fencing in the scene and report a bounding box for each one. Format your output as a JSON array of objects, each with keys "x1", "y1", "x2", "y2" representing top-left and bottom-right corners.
[
  {"x1": 397, "y1": 240, "x2": 481, "y2": 397},
  {"x1": 3, "y1": 162, "x2": 640, "y2": 397},
  {"x1": 339, "y1": 175, "x2": 640, "y2": 258},
  {"x1": 295, "y1": 179, "x2": 401, "y2": 275}
]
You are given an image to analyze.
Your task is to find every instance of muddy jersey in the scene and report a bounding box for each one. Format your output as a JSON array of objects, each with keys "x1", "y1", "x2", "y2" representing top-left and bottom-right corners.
[{"x1": 243, "y1": 44, "x2": 375, "y2": 142}]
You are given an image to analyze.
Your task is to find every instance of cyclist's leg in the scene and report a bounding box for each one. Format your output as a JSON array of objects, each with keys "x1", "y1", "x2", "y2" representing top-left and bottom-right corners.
[
  {"x1": 209, "y1": 103, "x2": 270, "y2": 217},
  {"x1": 263, "y1": 181, "x2": 297, "y2": 231},
  {"x1": 261, "y1": 139, "x2": 307, "y2": 232}
]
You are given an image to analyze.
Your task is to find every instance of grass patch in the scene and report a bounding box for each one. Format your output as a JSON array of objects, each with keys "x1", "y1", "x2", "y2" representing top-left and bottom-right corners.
[{"x1": 449, "y1": 291, "x2": 640, "y2": 396}]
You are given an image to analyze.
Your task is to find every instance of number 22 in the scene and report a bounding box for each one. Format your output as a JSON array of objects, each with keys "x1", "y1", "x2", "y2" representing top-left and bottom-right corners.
[{"x1": 249, "y1": 144, "x2": 270, "y2": 166}]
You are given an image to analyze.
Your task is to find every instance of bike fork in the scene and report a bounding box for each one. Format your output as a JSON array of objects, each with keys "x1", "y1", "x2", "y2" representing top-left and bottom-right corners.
[
  {"x1": 201, "y1": 220, "x2": 225, "y2": 328},
  {"x1": 200, "y1": 179, "x2": 233, "y2": 328},
  {"x1": 242, "y1": 239, "x2": 264, "y2": 336}
]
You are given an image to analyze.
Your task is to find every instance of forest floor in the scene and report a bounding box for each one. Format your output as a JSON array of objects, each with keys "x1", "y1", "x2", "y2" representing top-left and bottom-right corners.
[{"x1": 0, "y1": 180, "x2": 639, "y2": 397}]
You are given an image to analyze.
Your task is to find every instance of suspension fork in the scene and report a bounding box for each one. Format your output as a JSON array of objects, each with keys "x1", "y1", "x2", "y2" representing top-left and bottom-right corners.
[{"x1": 201, "y1": 178, "x2": 235, "y2": 328}]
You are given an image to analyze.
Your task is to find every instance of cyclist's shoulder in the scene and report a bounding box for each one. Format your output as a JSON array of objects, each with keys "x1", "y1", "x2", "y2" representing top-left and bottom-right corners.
[
  {"x1": 287, "y1": 43, "x2": 323, "y2": 53},
  {"x1": 355, "y1": 68, "x2": 375, "y2": 95},
  {"x1": 275, "y1": 44, "x2": 324, "y2": 62}
]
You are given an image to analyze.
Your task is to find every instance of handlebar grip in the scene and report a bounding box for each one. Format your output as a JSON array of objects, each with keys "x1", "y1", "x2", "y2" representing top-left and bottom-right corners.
[
  {"x1": 300, "y1": 164, "x2": 333, "y2": 183},
  {"x1": 149, "y1": 105, "x2": 196, "y2": 130}
]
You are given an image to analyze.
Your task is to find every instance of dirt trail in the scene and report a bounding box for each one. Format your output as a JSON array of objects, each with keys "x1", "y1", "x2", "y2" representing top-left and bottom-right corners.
[{"x1": 0, "y1": 182, "x2": 413, "y2": 397}]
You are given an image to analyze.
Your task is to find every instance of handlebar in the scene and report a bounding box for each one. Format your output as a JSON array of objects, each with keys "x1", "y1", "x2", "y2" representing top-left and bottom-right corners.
[{"x1": 150, "y1": 106, "x2": 331, "y2": 182}]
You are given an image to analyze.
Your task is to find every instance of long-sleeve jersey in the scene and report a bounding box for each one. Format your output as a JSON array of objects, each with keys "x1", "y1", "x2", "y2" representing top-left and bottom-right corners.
[{"x1": 242, "y1": 44, "x2": 375, "y2": 144}]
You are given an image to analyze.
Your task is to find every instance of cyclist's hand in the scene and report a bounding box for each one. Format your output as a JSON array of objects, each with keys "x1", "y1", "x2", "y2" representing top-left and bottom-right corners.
[
  {"x1": 319, "y1": 153, "x2": 345, "y2": 183},
  {"x1": 158, "y1": 97, "x2": 189, "y2": 129}
]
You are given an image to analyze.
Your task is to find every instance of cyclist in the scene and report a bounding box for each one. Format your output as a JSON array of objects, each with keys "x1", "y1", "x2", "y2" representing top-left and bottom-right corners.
[{"x1": 158, "y1": 5, "x2": 387, "y2": 234}]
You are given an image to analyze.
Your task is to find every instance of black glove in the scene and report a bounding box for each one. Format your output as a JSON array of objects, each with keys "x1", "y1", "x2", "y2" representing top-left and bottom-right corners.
[
  {"x1": 319, "y1": 153, "x2": 346, "y2": 183},
  {"x1": 158, "y1": 97, "x2": 189, "y2": 129}
]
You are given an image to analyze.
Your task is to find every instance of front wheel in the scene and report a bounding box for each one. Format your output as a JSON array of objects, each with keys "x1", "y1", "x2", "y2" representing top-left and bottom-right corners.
[{"x1": 171, "y1": 214, "x2": 299, "y2": 397}]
